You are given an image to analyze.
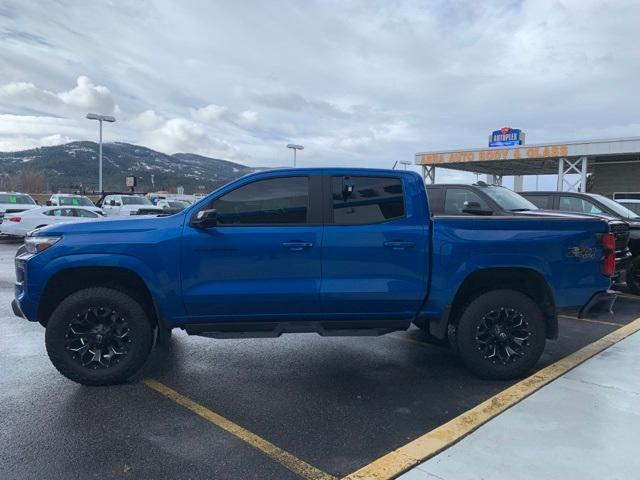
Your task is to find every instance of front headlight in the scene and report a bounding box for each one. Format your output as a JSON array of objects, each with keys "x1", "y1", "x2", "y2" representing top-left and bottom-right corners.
[{"x1": 24, "y1": 236, "x2": 62, "y2": 254}]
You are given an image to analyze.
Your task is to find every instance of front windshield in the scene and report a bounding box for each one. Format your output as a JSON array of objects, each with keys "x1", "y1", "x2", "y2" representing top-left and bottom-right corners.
[
  {"x1": 58, "y1": 196, "x2": 94, "y2": 207},
  {"x1": 481, "y1": 186, "x2": 538, "y2": 211},
  {"x1": 121, "y1": 196, "x2": 152, "y2": 206},
  {"x1": 168, "y1": 201, "x2": 189, "y2": 208},
  {"x1": 0, "y1": 194, "x2": 35, "y2": 205},
  {"x1": 589, "y1": 194, "x2": 640, "y2": 219}
]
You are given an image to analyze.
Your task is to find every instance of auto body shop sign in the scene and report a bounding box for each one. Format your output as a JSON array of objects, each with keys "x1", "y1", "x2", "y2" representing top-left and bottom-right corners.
[{"x1": 417, "y1": 144, "x2": 570, "y2": 165}]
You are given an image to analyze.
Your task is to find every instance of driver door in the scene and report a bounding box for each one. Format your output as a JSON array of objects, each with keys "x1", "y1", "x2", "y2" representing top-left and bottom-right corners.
[{"x1": 181, "y1": 174, "x2": 323, "y2": 321}]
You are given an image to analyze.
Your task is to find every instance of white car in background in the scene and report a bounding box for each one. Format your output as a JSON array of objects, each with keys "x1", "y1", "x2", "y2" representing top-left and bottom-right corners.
[
  {"x1": 0, "y1": 192, "x2": 38, "y2": 219},
  {"x1": 48, "y1": 193, "x2": 103, "y2": 214},
  {"x1": 0, "y1": 206, "x2": 103, "y2": 237},
  {"x1": 100, "y1": 194, "x2": 164, "y2": 216}
]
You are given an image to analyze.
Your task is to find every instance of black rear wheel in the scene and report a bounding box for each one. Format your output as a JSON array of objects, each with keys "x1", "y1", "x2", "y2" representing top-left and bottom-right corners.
[
  {"x1": 45, "y1": 287, "x2": 153, "y2": 386},
  {"x1": 456, "y1": 289, "x2": 546, "y2": 379}
]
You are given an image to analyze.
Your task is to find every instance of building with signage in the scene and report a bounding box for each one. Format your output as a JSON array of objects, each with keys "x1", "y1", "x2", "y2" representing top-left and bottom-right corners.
[{"x1": 415, "y1": 136, "x2": 640, "y2": 195}]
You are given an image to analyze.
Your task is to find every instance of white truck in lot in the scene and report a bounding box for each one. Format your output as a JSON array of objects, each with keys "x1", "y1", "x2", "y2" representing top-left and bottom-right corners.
[
  {"x1": 47, "y1": 193, "x2": 103, "y2": 215},
  {"x1": 100, "y1": 194, "x2": 164, "y2": 217}
]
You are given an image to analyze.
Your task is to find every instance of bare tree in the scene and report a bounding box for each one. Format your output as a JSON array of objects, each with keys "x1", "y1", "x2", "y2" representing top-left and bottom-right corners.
[{"x1": 18, "y1": 167, "x2": 47, "y2": 193}]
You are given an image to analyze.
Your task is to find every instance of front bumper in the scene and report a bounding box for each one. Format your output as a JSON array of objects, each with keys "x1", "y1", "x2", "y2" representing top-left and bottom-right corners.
[{"x1": 579, "y1": 290, "x2": 617, "y2": 318}]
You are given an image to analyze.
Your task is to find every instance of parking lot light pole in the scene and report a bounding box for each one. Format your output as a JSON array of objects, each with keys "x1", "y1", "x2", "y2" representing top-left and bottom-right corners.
[
  {"x1": 400, "y1": 160, "x2": 412, "y2": 170},
  {"x1": 86, "y1": 113, "x2": 116, "y2": 193},
  {"x1": 286, "y1": 144, "x2": 304, "y2": 167}
]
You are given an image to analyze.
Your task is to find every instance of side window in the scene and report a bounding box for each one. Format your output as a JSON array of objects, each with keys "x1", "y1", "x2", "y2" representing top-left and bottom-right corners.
[
  {"x1": 331, "y1": 176, "x2": 404, "y2": 225},
  {"x1": 75, "y1": 209, "x2": 98, "y2": 218},
  {"x1": 559, "y1": 196, "x2": 603, "y2": 214},
  {"x1": 60, "y1": 208, "x2": 75, "y2": 217},
  {"x1": 212, "y1": 176, "x2": 309, "y2": 225},
  {"x1": 525, "y1": 195, "x2": 551, "y2": 209},
  {"x1": 42, "y1": 209, "x2": 55, "y2": 216},
  {"x1": 444, "y1": 188, "x2": 490, "y2": 214}
]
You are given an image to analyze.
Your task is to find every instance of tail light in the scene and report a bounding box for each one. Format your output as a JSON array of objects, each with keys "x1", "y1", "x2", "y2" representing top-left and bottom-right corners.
[
  {"x1": 8, "y1": 216, "x2": 21, "y2": 223},
  {"x1": 600, "y1": 232, "x2": 615, "y2": 277}
]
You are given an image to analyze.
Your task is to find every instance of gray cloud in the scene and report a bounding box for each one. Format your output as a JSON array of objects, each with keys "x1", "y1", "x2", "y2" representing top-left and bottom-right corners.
[{"x1": 0, "y1": 0, "x2": 638, "y2": 181}]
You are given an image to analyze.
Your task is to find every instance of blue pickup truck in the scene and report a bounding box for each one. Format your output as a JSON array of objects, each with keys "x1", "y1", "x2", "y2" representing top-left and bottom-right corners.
[{"x1": 12, "y1": 169, "x2": 616, "y2": 385}]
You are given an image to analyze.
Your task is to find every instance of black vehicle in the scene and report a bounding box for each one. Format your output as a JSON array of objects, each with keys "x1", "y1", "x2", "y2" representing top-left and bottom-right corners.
[
  {"x1": 522, "y1": 191, "x2": 640, "y2": 294},
  {"x1": 426, "y1": 183, "x2": 632, "y2": 287}
]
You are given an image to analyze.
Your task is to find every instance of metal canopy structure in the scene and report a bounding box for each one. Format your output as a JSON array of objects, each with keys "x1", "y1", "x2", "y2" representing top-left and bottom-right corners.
[{"x1": 415, "y1": 136, "x2": 640, "y2": 192}]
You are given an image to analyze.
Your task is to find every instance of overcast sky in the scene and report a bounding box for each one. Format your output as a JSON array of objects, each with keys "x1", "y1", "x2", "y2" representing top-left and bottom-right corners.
[{"x1": 0, "y1": 0, "x2": 638, "y2": 183}]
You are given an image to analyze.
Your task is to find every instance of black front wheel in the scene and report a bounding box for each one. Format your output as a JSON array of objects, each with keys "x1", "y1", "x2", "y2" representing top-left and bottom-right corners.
[
  {"x1": 45, "y1": 287, "x2": 153, "y2": 386},
  {"x1": 456, "y1": 289, "x2": 546, "y2": 379}
]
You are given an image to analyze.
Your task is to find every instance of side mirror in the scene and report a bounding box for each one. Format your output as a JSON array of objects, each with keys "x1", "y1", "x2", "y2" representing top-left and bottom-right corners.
[
  {"x1": 109, "y1": 200, "x2": 116, "y2": 206},
  {"x1": 46, "y1": 200, "x2": 52, "y2": 206},
  {"x1": 462, "y1": 201, "x2": 493, "y2": 216},
  {"x1": 191, "y1": 209, "x2": 218, "y2": 228}
]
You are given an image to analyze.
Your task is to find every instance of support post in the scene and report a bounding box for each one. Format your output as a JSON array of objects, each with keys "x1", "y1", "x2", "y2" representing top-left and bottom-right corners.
[
  {"x1": 557, "y1": 157, "x2": 564, "y2": 191},
  {"x1": 558, "y1": 156, "x2": 588, "y2": 192},
  {"x1": 513, "y1": 175, "x2": 523, "y2": 192},
  {"x1": 422, "y1": 165, "x2": 435, "y2": 184}
]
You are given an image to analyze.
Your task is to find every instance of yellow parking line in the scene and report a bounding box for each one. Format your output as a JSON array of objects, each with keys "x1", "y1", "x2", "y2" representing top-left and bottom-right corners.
[
  {"x1": 342, "y1": 317, "x2": 640, "y2": 480},
  {"x1": 143, "y1": 379, "x2": 336, "y2": 480},
  {"x1": 558, "y1": 315, "x2": 624, "y2": 327}
]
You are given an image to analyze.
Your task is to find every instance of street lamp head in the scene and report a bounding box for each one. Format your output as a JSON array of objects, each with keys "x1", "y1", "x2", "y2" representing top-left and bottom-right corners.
[
  {"x1": 86, "y1": 113, "x2": 116, "y2": 122},
  {"x1": 286, "y1": 144, "x2": 304, "y2": 150}
]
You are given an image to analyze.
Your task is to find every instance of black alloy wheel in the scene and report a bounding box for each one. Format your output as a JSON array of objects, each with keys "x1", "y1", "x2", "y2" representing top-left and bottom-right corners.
[
  {"x1": 475, "y1": 307, "x2": 531, "y2": 365},
  {"x1": 65, "y1": 307, "x2": 132, "y2": 369}
]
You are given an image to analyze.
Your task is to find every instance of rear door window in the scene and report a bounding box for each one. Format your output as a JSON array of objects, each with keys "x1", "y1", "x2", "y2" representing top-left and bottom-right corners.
[
  {"x1": 444, "y1": 188, "x2": 490, "y2": 214},
  {"x1": 331, "y1": 176, "x2": 405, "y2": 225}
]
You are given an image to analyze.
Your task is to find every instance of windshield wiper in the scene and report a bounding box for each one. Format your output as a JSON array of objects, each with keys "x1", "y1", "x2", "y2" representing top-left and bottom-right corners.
[{"x1": 510, "y1": 208, "x2": 533, "y2": 212}]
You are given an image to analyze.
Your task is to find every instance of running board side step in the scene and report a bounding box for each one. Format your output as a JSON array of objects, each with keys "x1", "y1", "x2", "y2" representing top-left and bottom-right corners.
[{"x1": 181, "y1": 320, "x2": 411, "y2": 339}]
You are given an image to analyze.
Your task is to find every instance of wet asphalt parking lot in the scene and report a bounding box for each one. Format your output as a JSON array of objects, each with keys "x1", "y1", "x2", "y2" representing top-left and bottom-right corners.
[{"x1": 1, "y1": 238, "x2": 639, "y2": 480}]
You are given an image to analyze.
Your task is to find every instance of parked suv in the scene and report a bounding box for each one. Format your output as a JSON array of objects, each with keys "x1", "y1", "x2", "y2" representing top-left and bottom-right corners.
[
  {"x1": 522, "y1": 191, "x2": 640, "y2": 294},
  {"x1": 0, "y1": 192, "x2": 38, "y2": 218},
  {"x1": 426, "y1": 183, "x2": 632, "y2": 286}
]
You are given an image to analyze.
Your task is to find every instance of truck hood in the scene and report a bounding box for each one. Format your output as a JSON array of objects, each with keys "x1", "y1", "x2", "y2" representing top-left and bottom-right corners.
[{"x1": 32, "y1": 213, "x2": 182, "y2": 236}]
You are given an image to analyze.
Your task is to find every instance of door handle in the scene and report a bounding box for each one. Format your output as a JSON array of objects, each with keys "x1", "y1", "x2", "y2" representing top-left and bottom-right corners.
[
  {"x1": 282, "y1": 241, "x2": 313, "y2": 251},
  {"x1": 383, "y1": 241, "x2": 415, "y2": 250}
]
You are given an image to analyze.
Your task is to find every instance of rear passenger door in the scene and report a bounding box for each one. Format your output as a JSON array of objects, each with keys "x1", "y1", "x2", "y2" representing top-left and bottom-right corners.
[{"x1": 320, "y1": 174, "x2": 428, "y2": 320}]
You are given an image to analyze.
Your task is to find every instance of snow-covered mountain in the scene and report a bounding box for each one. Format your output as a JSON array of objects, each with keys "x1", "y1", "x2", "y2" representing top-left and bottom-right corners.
[{"x1": 0, "y1": 141, "x2": 256, "y2": 192}]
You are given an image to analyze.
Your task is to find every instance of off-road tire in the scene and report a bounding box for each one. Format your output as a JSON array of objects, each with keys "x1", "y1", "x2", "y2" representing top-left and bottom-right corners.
[
  {"x1": 45, "y1": 287, "x2": 153, "y2": 386},
  {"x1": 456, "y1": 289, "x2": 546, "y2": 380}
]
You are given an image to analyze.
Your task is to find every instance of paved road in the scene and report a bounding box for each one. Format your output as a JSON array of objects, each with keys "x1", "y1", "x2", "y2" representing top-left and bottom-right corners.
[{"x1": 1, "y1": 239, "x2": 638, "y2": 479}]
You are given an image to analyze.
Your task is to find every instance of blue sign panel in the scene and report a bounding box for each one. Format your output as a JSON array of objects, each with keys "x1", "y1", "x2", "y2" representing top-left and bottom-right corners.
[{"x1": 489, "y1": 127, "x2": 523, "y2": 147}]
